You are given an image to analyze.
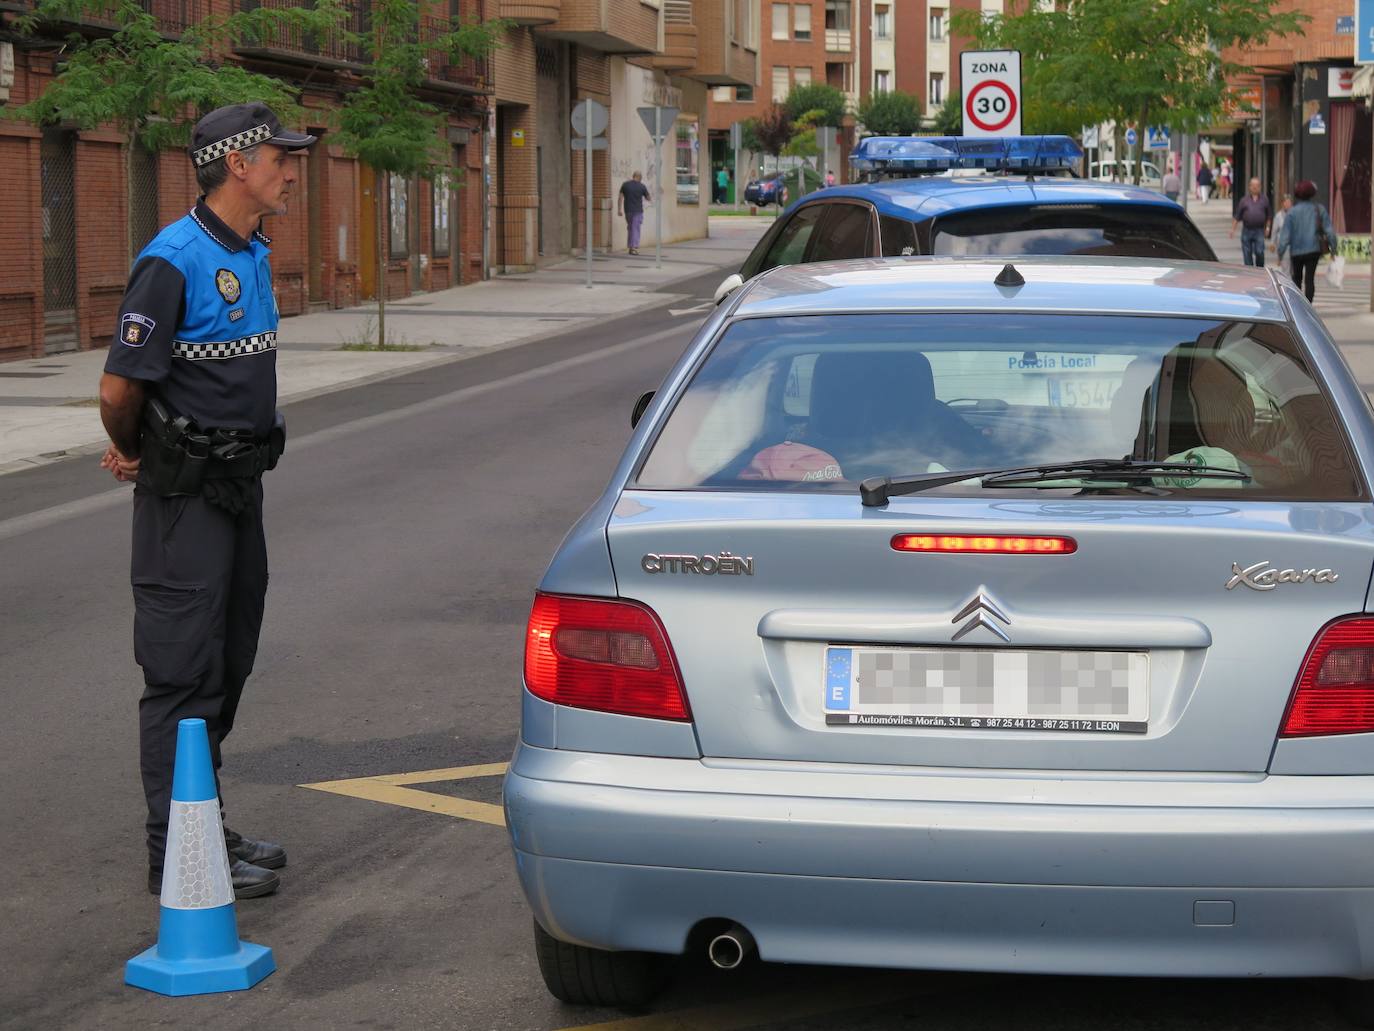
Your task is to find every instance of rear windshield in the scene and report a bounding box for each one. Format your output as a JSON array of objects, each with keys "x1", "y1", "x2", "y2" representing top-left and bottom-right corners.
[
  {"x1": 930, "y1": 206, "x2": 1216, "y2": 260},
  {"x1": 634, "y1": 314, "x2": 1362, "y2": 501}
]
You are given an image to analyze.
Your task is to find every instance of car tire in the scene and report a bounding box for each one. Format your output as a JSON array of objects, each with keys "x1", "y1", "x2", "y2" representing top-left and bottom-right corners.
[
  {"x1": 1341, "y1": 980, "x2": 1374, "y2": 1028},
  {"x1": 532, "y1": 920, "x2": 670, "y2": 1009}
]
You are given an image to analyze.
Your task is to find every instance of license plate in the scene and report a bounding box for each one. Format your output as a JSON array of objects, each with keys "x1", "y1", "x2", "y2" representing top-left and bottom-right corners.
[
  {"x1": 824, "y1": 646, "x2": 1148, "y2": 734},
  {"x1": 1046, "y1": 373, "x2": 1120, "y2": 409}
]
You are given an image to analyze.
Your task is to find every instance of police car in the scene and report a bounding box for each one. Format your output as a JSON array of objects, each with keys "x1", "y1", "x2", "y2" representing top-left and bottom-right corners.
[
  {"x1": 714, "y1": 135, "x2": 1214, "y2": 303},
  {"x1": 507, "y1": 254, "x2": 1374, "y2": 1023}
]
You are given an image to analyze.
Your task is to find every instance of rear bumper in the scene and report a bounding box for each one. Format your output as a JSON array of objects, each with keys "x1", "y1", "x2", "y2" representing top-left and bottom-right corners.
[{"x1": 504, "y1": 743, "x2": 1374, "y2": 978}]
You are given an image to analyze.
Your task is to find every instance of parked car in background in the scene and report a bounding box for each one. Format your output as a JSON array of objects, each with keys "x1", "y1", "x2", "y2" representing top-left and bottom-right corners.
[
  {"x1": 715, "y1": 137, "x2": 1213, "y2": 304},
  {"x1": 1090, "y1": 159, "x2": 1165, "y2": 189},
  {"x1": 743, "y1": 171, "x2": 788, "y2": 207}
]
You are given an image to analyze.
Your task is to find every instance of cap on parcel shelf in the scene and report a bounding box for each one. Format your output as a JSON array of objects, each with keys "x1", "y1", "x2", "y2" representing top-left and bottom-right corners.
[{"x1": 190, "y1": 103, "x2": 316, "y2": 168}]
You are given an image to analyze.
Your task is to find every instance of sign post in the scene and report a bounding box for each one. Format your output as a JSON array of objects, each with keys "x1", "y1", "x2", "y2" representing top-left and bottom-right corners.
[
  {"x1": 960, "y1": 50, "x2": 1022, "y2": 137},
  {"x1": 730, "y1": 121, "x2": 742, "y2": 210},
  {"x1": 571, "y1": 99, "x2": 608, "y2": 289},
  {"x1": 638, "y1": 106, "x2": 678, "y2": 269}
]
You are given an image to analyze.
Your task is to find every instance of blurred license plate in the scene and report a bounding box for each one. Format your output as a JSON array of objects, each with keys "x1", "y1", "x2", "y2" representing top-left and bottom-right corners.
[
  {"x1": 1046, "y1": 374, "x2": 1119, "y2": 409},
  {"x1": 823, "y1": 646, "x2": 1148, "y2": 733}
]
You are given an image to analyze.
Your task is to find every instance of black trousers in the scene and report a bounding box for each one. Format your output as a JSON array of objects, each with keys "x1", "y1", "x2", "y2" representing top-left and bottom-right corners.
[
  {"x1": 131, "y1": 482, "x2": 267, "y2": 873},
  {"x1": 1291, "y1": 251, "x2": 1321, "y2": 302}
]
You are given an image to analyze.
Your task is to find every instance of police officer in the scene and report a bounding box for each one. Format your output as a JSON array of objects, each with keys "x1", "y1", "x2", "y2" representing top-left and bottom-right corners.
[{"x1": 98, "y1": 103, "x2": 316, "y2": 898}]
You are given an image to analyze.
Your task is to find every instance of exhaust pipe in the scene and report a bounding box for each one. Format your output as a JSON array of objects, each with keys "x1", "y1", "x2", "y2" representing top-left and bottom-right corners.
[{"x1": 706, "y1": 924, "x2": 755, "y2": 970}]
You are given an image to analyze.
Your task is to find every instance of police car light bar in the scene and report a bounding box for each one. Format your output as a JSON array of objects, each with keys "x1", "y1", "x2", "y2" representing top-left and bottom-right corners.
[{"x1": 849, "y1": 135, "x2": 1082, "y2": 174}]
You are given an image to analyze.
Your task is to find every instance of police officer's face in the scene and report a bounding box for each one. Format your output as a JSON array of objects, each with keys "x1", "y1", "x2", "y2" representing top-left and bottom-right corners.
[{"x1": 241, "y1": 143, "x2": 296, "y2": 217}]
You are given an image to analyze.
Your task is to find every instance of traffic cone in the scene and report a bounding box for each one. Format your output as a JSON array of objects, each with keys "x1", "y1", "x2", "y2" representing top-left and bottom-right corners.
[{"x1": 125, "y1": 718, "x2": 275, "y2": 996}]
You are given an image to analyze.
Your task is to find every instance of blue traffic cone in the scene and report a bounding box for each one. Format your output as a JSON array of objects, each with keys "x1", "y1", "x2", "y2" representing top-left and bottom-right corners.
[{"x1": 125, "y1": 718, "x2": 275, "y2": 996}]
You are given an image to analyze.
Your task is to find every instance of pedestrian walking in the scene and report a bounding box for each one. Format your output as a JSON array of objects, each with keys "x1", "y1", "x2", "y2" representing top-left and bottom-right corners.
[
  {"x1": 98, "y1": 102, "x2": 313, "y2": 900},
  {"x1": 1217, "y1": 159, "x2": 1232, "y2": 200},
  {"x1": 715, "y1": 167, "x2": 729, "y2": 205},
  {"x1": 1229, "y1": 177, "x2": 1272, "y2": 267},
  {"x1": 1276, "y1": 179, "x2": 1337, "y2": 303},
  {"x1": 618, "y1": 171, "x2": 650, "y2": 255},
  {"x1": 1162, "y1": 169, "x2": 1181, "y2": 204},
  {"x1": 1196, "y1": 162, "x2": 1214, "y2": 204},
  {"x1": 1270, "y1": 194, "x2": 1293, "y2": 271}
]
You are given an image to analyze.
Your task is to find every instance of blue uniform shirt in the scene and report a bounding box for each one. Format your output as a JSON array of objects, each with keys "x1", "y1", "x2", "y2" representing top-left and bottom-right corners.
[{"x1": 105, "y1": 199, "x2": 278, "y2": 437}]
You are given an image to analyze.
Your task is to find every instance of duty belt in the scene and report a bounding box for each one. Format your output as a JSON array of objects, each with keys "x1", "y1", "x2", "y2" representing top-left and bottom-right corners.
[{"x1": 203, "y1": 432, "x2": 275, "y2": 479}]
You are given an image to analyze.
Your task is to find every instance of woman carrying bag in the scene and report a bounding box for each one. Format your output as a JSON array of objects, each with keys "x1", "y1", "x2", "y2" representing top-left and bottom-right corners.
[{"x1": 1276, "y1": 179, "x2": 1337, "y2": 302}]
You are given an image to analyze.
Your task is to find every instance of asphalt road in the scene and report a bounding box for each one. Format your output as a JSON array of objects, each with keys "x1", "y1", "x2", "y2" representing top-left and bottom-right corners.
[{"x1": 0, "y1": 265, "x2": 1362, "y2": 1031}]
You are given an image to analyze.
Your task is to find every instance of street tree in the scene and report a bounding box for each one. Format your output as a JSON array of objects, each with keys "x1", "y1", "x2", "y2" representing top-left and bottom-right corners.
[
  {"x1": 17, "y1": 0, "x2": 344, "y2": 257},
  {"x1": 953, "y1": 0, "x2": 1309, "y2": 182},
  {"x1": 932, "y1": 93, "x2": 963, "y2": 136},
  {"x1": 857, "y1": 89, "x2": 924, "y2": 137},
  {"x1": 334, "y1": 0, "x2": 505, "y2": 348},
  {"x1": 752, "y1": 104, "x2": 795, "y2": 164},
  {"x1": 783, "y1": 83, "x2": 847, "y2": 128}
]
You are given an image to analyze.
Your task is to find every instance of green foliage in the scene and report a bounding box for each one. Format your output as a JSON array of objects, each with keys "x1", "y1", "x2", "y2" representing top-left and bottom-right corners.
[
  {"x1": 16, "y1": 0, "x2": 346, "y2": 147},
  {"x1": 951, "y1": 0, "x2": 1310, "y2": 147},
  {"x1": 932, "y1": 92, "x2": 963, "y2": 136},
  {"x1": 856, "y1": 89, "x2": 924, "y2": 137},
  {"x1": 782, "y1": 127, "x2": 818, "y2": 158},
  {"x1": 739, "y1": 118, "x2": 763, "y2": 155},
  {"x1": 752, "y1": 104, "x2": 795, "y2": 157},
  {"x1": 782, "y1": 83, "x2": 847, "y2": 127},
  {"x1": 334, "y1": 0, "x2": 506, "y2": 180}
]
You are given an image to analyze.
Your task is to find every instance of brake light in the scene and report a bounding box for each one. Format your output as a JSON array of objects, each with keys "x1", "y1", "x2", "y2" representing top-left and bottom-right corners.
[
  {"x1": 1280, "y1": 617, "x2": 1374, "y2": 737},
  {"x1": 891, "y1": 534, "x2": 1077, "y2": 555},
  {"x1": 524, "y1": 592, "x2": 691, "y2": 721}
]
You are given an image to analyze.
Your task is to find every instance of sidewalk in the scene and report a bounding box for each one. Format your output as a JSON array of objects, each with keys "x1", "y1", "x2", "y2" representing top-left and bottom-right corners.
[{"x1": 0, "y1": 216, "x2": 772, "y2": 476}]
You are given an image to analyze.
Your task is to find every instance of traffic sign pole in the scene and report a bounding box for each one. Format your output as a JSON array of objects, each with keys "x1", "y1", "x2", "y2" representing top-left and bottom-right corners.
[
  {"x1": 655, "y1": 107, "x2": 663, "y2": 269},
  {"x1": 571, "y1": 99, "x2": 609, "y2": 289},
  {"x1": 585, "y1": 124, "x2": 593, "y2": 287}
]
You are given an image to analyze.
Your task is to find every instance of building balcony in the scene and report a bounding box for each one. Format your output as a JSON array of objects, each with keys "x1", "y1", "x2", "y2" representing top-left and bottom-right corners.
[
  {"x1": 419, "y1": 14, "x2": 494, "y2": 93},
  {"x1": 825, "y1": 28, "x2": 851, "y2": 52},
  {"x1": 541, "y1": 0, "x2": 658, "y2": 55},
  {"x1": 9, "y1": 0, "x2": 206, "y2": 37},
  {"x1": 234, "y1": 0, "x2": 367, "y2": 68},
  {"x1": 651, "y1": 0, "x2": 698, "y2": 72},
  {"x1": 686, "y1": 0, "x2": 756, "y2": 86},
  {"x1": 499, "y1": 0, "x2": 558, "y2": 26}
]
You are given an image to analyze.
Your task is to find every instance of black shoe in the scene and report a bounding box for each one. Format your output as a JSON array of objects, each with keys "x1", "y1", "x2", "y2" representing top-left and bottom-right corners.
[
  {"x1": 223, "y1": 828, "x2": 287, "y2": 870},
  {"x1": 147, "y1": 858, "x2": 280, "y2": 900}
]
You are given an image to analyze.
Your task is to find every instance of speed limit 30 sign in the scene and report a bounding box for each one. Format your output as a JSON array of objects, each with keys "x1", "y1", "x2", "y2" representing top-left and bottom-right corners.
[{"x1": 960, "y1": 49, "x2": 1022, "y2": 137}]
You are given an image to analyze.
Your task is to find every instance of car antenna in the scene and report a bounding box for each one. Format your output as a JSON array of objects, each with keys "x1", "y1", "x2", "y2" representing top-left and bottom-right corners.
[
  {"x1": 995, "y1": 263, "x2": 1025, "y2": 288},
  {"x1": 1025, "y1": 135, "x2": 1044, "y2": 182}
]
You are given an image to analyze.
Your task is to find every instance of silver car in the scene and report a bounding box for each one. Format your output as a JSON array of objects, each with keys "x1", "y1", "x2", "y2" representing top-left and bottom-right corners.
[{"x1": 505, "y1": 257, "x2": 1374, "y2": 1022}]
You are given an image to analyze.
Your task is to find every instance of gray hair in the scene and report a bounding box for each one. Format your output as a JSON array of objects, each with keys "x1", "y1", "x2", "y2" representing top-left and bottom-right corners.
[{"x1": 195, "y1": 142, "x2": 262, "y2": 194}]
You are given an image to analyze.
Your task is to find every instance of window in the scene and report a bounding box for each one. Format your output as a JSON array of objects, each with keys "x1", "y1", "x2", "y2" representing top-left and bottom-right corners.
[
  {"x1": 635, "y1": 314, "x2": 1362, "y2": 501},
  {"x1": 874, "y1": 70, "x2": 890, "y2": 92},
  {"x1": 929, "y1": 72, "x2": 944, "y2": 105},
  {"x1": 793, "y1": 3, "x2": 811, "y2": 38},
  {"x1": 824, "y1": 0, "x2": 850, "y2": 31},
  {"x1": 874, "y1": 4, "x2": 890, "y2": 38},
  {"x1": 793, "y1": 66, "x2": 812, "y2": 87},
  {"x1": 808, "y1": 204, "x2": 873, "y2": 261},
  {"x1": 772, "y1": 2, "x2": 789, "y2": 39},
  {"x1": 736, "y1": 83, "x2": 755, "y2": 102},
  {"x1": 388, "y1": 173, "x2": 409, "y2": 258},
  {"x1": 929, "y1": 7, "x2": 944, "y2": 39},
  {"x1": 758, "y1": 203, "x2": 826, "y2": 272},
  {"x1": 772, "y1": 65, "x2": 791, "y2": 102},
  {"x1": 927, "y1": 205, "x2": 1214, "y2": 261},
  {"x1": 713, "y1": 85, "x2": 733, "y2": 102},
  {"x1": 431, "y1": 170, "x2": 451, "y2": 257},
  {"x1": 675, "y1": 120, "x2": 699, "y2": 205},
  {"x1": 879, "y1": 214, "x2": 917, "y2": 256},
  {"x1": 826, "y1": 61, "x2": 852, "y2": 92}
]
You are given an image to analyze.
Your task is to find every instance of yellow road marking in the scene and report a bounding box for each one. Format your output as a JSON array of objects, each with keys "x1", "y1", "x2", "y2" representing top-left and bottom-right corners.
[
  {"x1": 300, "y1": 762, "x2": 510, "y2": 827},
  {"x1": 556, "y1": 977, "x2": 929, "y2": 1031}
]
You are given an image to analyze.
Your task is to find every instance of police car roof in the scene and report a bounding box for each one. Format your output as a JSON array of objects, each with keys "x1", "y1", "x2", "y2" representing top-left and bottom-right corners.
[
  {"x1": 801, "y1": 175, "x2": 1176, "y2": 219},
  {"x1": 733, "y1": 256, "x2": 1287, "y2": 323}
]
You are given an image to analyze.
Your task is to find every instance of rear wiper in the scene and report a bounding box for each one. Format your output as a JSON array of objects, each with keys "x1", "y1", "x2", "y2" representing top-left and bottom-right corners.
[{"x1": 859, "y1": 459, "x2": 1250, "y2": 507}]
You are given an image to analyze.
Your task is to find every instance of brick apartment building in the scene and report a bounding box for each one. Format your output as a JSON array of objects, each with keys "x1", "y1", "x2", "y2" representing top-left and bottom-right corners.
[
  {"x1": 0, "y1": 0, "x2": 759, "y2": 360},
  {"x1": 705, "y1": 0, "x2": 1004, "y2": 188},
  {"x1": 1221, "y1": 0, "x2": 1370, "y2": 246}
]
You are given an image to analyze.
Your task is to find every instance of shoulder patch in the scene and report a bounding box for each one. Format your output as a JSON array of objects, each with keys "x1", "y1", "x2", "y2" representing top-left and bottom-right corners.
[
  {"x1": 215, "y1": 268, "x2": 242, "y2": 304},
  {"x1": 120, "y1": 313, "x2": 156, "y2": 347}
]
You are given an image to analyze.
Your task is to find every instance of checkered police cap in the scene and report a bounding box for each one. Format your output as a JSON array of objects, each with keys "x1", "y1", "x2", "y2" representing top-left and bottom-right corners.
[{"x1": 190, "y1": 103, "x2": 316, "y2": 167}]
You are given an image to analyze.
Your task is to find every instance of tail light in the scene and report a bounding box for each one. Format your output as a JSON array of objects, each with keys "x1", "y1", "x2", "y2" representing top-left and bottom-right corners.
[
  {"x1": 1280, "y1": 617, "x2": 1374, "y2": 737},
  {"x1": 524, "y1": 592, "x2": 691, "y2": 721},
  {"x1": 892, "y1": 534, "x2": 1077, "y2": 555}
]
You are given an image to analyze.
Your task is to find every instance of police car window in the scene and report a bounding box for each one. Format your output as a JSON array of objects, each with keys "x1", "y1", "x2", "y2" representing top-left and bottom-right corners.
[
  {"x1": 808, "y1": 204, "x2": 873, "y2": 262},
  {"x1": 759, "y1": 205, "x2": 826, "y2": 273},
  {"x1": 880, "y1": 216, "x2": 917, "y2": 257},
  {"x1": 634, "y1": 313, "x2": 1361, "y2": 500},
  {"x1": 929, "y1": 206, "x2": 1215, "y2": 260}
]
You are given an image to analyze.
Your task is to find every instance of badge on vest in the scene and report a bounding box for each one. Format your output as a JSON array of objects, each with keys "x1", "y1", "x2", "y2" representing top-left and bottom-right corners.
[
  {"x1": 215, "y1": 268, "x2": 242, "y2": 304},
  {"x1": 120, "y1": 313, "x2": 156, "y2": 347}
]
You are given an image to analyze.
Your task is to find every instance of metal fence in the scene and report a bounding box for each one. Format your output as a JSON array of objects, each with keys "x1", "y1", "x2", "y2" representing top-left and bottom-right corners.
[
  {"x1": 129, "y1": 143, "x2": 160, "y2": 259},
  {"x1": 237, "y1": 0, "x2": 368, "y2": 64},
  {"x1": 40, "y1": 130, "x2": 77, "y2": 354}
]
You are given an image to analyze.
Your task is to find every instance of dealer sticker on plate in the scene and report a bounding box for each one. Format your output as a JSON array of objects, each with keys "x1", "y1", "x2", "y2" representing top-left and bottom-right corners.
[{"x1": 824, "y1": 646, "x2": 1148, "y2": 734}]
